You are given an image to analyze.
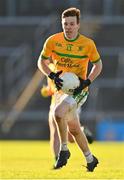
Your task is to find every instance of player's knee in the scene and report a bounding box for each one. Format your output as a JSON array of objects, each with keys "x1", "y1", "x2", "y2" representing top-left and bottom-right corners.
[
  {"x1": 54, "y1": 107, "x2": 63, "y2": 122},
  {"x1": 54, "y1": 105, "x2": 68, "y2": 121}
]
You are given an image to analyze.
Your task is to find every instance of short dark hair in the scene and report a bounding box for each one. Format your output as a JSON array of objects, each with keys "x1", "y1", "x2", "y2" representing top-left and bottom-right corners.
[{"x1": 62, "y1": 7, "x2": 80, "y2": 24}]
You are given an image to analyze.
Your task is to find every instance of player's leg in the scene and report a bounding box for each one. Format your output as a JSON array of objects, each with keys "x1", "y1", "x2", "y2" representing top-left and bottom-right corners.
[
  {"x1": 68, "y1": 112, "x2": 90, "y2": 153},
  {"x1": 83, "y1": 126, "x2": 94, "y2": 144},
  {"x1": 48, "y1": 108, "x2": 60, "y2": 160},
  {"x1": 66, "y1": 91, "x2": 98, "y2": 172},
  {"x1": 67, "y1": 111, "x2": 98, "y2": 171},
  {"x1": 77, "y1": 107, "x2": 94, "y2": 144},
  {"x1": 68, "y1": 125, "x2": 94, "y2": 144},
  {"x1": 53, "y1": 95, "x2": 73, "y2": 169},
  {"x1": 68, "y1": 131, "x2": 75, "y2": 143}
]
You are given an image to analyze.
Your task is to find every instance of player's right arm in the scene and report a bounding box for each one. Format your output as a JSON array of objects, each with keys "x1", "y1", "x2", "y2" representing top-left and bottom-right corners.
[
  {"x1": 37, "y1": 56, "x2": 51, "y2": 76},
  {"x1": 37, "y1": 36, "x2": 54, "y2": 76},
  {"x1": 37, "y1": 36, "x2": 63, "y2": 90}
]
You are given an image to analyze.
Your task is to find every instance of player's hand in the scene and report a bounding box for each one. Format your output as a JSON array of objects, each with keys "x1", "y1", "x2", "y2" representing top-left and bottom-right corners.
[
  {"x1": 73, "y1": 78, "x2": 91, "y2": 95},
  {"x1": 48, "y1": 71, "x2": 63, "y2": 90}
]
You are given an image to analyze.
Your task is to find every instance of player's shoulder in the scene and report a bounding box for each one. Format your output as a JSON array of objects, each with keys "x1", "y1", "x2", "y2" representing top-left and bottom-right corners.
[
  {"x1": 80, "y1": 33, "x2": 95, "y2": 44},
  {"x1": 46, "y1": 32, "x2": 63, "y2": 41}
]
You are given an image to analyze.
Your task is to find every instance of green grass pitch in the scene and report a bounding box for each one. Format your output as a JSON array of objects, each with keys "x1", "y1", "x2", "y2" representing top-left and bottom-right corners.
[{"x1": 0, "y1": 141, "x2": 124, "y2": 179}]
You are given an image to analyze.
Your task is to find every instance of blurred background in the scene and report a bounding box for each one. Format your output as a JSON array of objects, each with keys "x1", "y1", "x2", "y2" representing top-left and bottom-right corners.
[{"x1": 0, "y1": 0, "x2": 124, "y2": 141}]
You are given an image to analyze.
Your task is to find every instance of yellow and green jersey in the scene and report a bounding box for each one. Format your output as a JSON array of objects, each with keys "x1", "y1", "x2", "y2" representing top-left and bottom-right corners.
[{"x1": 40, "y1": 32, "x2": 100, "y2": 80}]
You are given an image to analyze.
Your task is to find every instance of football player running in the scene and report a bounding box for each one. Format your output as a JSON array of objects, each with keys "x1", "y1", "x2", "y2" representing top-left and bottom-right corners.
[
  {"x1": 38, "y1": 7, "x2": 102, "y2": 171},
  {"x1": 41, "y1": 64, "x2": 94, "y2": 161}
]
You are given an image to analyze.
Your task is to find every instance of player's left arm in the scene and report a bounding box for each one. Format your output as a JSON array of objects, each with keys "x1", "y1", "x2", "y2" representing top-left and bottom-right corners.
[
  {"x1": 88, "y1": 40, "x2": 102, "y2": 82},
  {"x1": 73, "y1": 59, "x2": 102, "y2": 95},
  {"x1": 88, "y1": 59, "x2": 102, "y2": 82},
  {"x1": 73, "y1": 41, "x2": 102, "y2": 95}
]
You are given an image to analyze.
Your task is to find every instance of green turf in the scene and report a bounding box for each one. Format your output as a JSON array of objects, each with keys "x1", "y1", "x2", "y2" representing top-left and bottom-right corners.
[{"x1": 0, "y1": 141, "x2": 124, "y2": 179}]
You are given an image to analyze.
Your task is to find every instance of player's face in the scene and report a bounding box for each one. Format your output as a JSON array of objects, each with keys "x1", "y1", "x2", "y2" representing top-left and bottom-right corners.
[{"x1": 62, "y1": 16, "x2": 80, "y2": 40}]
